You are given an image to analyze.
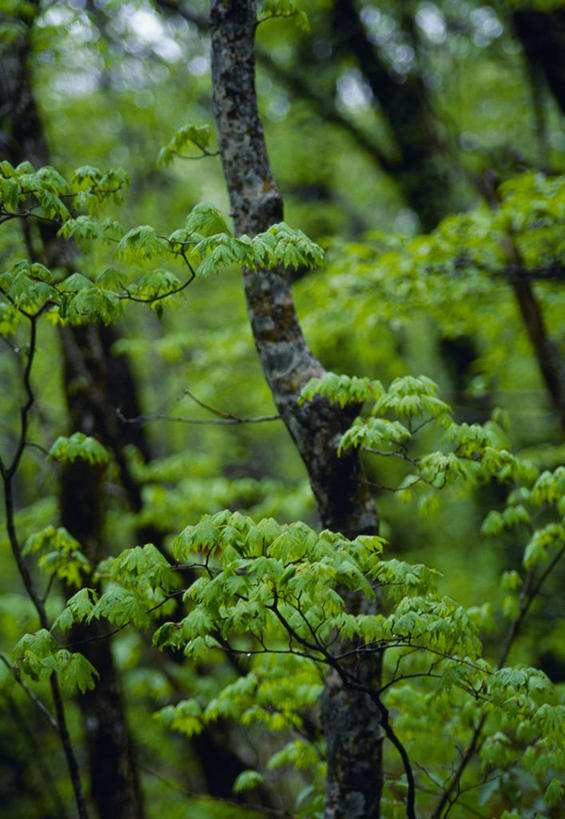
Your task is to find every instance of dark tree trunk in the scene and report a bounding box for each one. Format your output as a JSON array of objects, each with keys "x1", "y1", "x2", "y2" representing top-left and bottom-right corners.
[
  {"x1": 513, "y1": 9, "x2": 565, "y2": 117},
  {"x1": 60, "y1": 327, "x2": 147, "y2": 819},
  {"x1": 512, "y1": 278, "x2": 565, "y2": 433},
  {"x1": 210, "y1": 2, "x2": 382, "y2": 816},
  {"x1": 482, "y1": 179, "x2": 565, "y2": 435},
  {"x1": 331, "y1": 0, "x2": 457, "y2": 231}
]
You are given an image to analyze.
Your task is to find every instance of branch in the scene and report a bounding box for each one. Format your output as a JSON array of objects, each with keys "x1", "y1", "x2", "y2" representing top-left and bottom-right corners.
[
  {"x1": 138, "y1": 762, "x2": 297, "y2": 817},
  {"x1": 117, "y1": 410, "x2": 281, "y2": 427},
  {"x1": 0, "y1": 654, "x2": 57, "y2": 730},
  {"x1": 154, "y1": 0, "x2": 209, "y2": 30},
  {"x1": 0, "y1": 316, "x2": 89, "y2": 818},
  {"x1": 432, "y1": 545, "x2": 565, "y2": 817},
  {"x1": 116, "y1": 386, "x2": 281, "y2": 426},
  {"x1": 117, "y1": 271, "x2": 195, "y2": 303}
]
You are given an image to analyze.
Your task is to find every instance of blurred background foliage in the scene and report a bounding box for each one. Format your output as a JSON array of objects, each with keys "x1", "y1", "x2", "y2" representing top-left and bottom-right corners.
[{"x1": 1, "y1": 0, "x2": 565, "y2": 816}]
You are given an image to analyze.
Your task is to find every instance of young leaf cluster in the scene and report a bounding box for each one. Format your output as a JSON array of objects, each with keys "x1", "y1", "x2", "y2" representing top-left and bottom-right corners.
[
  {"x1": 157, "y1": 123, "x2": 216, "y2": 166},
  {"x1": 12, "y1": 629, "x2": 98, "y2": 694},
  {"x1": 23, "y1": 526, "x2": 89, "y2": 587}
]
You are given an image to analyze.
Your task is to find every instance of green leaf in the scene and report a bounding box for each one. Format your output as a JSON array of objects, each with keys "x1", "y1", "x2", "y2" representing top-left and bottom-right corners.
[
  {"x1": 55, "y1": 650, "x2": 99, "y2": 693},
  {"x1": 299, "y1": 372, "x2": 378, "y2": 408},
  {"x1": 544, "y1": 778, "x2": 564, "y2": 807},
  {"x1": 48, "y1": 432, "x2": 109, "y2": 465},
  {"x1": 116, "y1": 225, "x2": 168, "y2": 261},
  {"x1": 157, "y1": 123, "x2": 214, "y2": 166},
  {"x1": 184, "y1": 203, "x2": 232, "y2": 237},
  {"x1": 232, "y1": 769, "x2": 264, "y2": 794},
  {"x1": 132, "y1": 269, "x2": 181, "y2": 299}
]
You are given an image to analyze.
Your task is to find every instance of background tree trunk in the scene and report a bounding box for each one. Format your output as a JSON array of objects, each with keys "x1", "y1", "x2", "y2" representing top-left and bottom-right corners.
[{"x1": 513, "y1": 9, "x2": 565, "y2": 118}]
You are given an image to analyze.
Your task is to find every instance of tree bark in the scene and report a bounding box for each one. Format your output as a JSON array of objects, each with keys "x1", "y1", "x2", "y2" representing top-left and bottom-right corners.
[
  {"x1": 483, "y1": 177, "x2": 565, "y2": 435},
  {"x1": 513, "y1": 9, "x2": 565, "y2": 118},
  {"x1": 512, "y1": 278, "x2": 565, "y2": 434},
  {"x1": 210, "y1": 2, "x2": 382, "y2": 816},
  {"x1": 60, "y1": 326, "x2": 147, "y2": 819}
]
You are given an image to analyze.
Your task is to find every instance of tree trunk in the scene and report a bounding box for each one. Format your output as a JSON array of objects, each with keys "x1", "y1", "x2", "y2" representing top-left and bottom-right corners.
[
  {"x1": 513, "y1": 9, "x2": 565, "y2": 118},
  {"x1": 60, "y1": 326, "x2": 147, "y2": 819},
  {"x1": 210, "y1": 2, "x2": 382, "y2": 816},
  {"x1": 331, "y1": 0, "x2": 458, "y2": 231}
]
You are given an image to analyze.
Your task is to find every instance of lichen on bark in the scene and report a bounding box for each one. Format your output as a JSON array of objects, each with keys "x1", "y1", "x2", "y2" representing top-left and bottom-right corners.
[{"x1": 210, "y1": 2, "x2": 382, "y2": 814}]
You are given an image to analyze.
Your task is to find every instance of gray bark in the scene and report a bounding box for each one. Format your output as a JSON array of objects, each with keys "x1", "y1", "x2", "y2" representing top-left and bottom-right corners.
[{"x1": 210, "y1": 2, "x2": 382, "y2": 815}]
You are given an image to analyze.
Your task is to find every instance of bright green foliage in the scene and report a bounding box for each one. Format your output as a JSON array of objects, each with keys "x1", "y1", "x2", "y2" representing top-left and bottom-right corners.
[
  {"x1": 184, "y1": 219, "x2": 324, "y2": 277},
  {"x1": 1, "y1": 162, "x2": 323, "y2": 333},
  {"x1": 232, "y1": 769, "x2": 265, "y2": 794},
  {"x1": 70, "y1": 165, "x2": 129, "y2": 211},
  {"x1": 183, "y1": 202, "x2": 232, "y2": 238},
  {"x1": 299, "y1": 371, "x2": 379, "y2": 407},
  {"x1": 23, "y1": 526, "x2": 89, "y2": 587},
  {"x1": 301, "y1": 372, "x2": 521, "y2": 492},
  {"x1": 0, "y1": 160, "x2": 128, "y2": 226},
  {"x1": 52, "y1": 588, "x2": 98, "y2": 632},
  {"x1": 116, "y1": 225, "x2": 170, "y2": 261},
  {"x1": 98, "y1": 498, "x2": 563, "y2": 810},
  {"x1": 0, "y1": 259, "x2": 55, "y2": 315},
  {"x1": 259, "y1": 0, "x2": 310, "y2": 30},
  {"x1": 58, "y1": 215, "x2": 122, "y2": 242},
  {"x1": 83, "y1": 544, "x2": 177, "y2": 629},
  {"x1": 48, "y1": 432, "x2": 109, "y2": 465},
  {"x1": 12, "y1": 629, "x2": 98, "y2": 693},
  {"x1": 157, "y1": 123, "x2": 215, "y2": 167},
  {"x1": 305, "y1": 171, "x2": 565, "y2": 402}
]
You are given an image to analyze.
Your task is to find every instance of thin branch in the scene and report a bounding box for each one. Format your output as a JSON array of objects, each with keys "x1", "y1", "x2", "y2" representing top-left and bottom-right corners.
[
  {"x1": 0, "y1": 654, "x2": 57, "y2": 730},
  {"x1": 0, "y1": 315, "x2": 89, "y2": 818},
  {"x1": 138, "y1": 762, "x2": 296, "y2": 817},
  {"x1": 169, "y1": 147, "x2": 221, "y2": 160},
  {"x1": 378, "y1": 670, "x2": 442, "y2": 695},
  {"x1": 117, "y1": 409, "x2": 282, "y2": 427},
  {"x1": 154, "y1": 0, "x2": 209, "y2": 30},
  {"x1": 432, "y1": 544, "x2": 565, "y2": 818},
  {"x1": 117, "y1": 264, "x2": 195, "y2": 303},
  {"x1": 116, "y1": 386, "x2": 282, "y2": 426}
]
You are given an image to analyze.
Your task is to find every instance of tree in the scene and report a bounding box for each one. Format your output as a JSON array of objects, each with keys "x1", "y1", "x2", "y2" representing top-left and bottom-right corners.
[{"x1": 1, "y1": 1, "x2": 565, "y2": 818}]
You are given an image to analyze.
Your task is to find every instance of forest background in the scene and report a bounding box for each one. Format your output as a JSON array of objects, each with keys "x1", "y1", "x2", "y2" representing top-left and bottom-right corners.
[{"x1": 1, "y1": 1, "x2": 565, "y2": 817}]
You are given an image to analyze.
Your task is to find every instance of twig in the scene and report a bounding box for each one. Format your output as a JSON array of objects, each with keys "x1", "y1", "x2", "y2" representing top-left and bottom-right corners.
[
  {"x1": 0, "y1": 312, "x2": 89, "y2": 819},
  {"x1": 116, "y1": 387, "x2": 281, "y2": 427},
  {"x1": 0, "y1": 655, "x2": 57, "y2": 730},
  {"x1": 138, "y1": 762, "x2": 297, "y2": 817},
  {"x1": 5, "y1": 693, "x2": 70, "y2": 818},
  {"x1": 117, "y1": 409, "x2": 281, "y2": 426},
  {"x1": 432, "y1": 544, "x2": 565, "y2": 817}
]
